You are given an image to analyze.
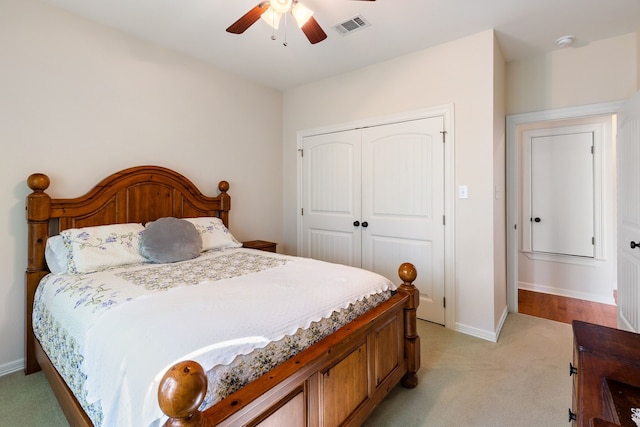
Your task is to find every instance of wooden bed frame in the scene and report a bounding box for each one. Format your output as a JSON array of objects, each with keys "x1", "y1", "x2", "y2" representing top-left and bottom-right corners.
[{"x1": 25, "y1": 165, "x2": 420, "y2": 426}]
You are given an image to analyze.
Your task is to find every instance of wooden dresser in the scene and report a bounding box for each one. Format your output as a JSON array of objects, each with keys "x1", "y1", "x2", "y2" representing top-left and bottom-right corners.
[{"x1": 571, "y1": 320, "x2": 640, "y2": 427}]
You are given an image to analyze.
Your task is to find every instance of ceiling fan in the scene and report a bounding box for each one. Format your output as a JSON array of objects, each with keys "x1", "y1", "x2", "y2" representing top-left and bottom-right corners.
[{"x1": 226, "y1": 0, "x2": 375, "y2": 45}]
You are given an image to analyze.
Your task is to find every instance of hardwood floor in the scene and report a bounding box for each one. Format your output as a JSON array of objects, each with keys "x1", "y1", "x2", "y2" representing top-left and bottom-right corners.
[{"x1": 518, "y1": 289, "x2": 618, "y2": 328}]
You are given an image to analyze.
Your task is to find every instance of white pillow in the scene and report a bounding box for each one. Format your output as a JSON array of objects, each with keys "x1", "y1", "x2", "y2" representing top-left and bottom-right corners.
[
  {"x1": 183, "y1": 217, "x2": 242, "y2": 251},
  {"x1": 61, "y1": 223, "x2": 146, "y2": 274},
  {"x1": 45, "y1": 235, "x2": 69, "y2": 275}
]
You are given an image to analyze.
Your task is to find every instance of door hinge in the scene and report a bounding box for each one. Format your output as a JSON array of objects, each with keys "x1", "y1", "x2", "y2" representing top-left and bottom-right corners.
[
  {"x1": 443, "y1": 297, "x2": 446, "y2": 308},
  {"x1": 301, "y1": 208, "x2": 304, "y2": 216},
  {"x1": 592, "y1": 237, "x2": 595, "y2": 245},
  {"x1": 443, "y1": 215, "x2": 446, "y2": 226},
  {"x1": 440, "y1": 130, "x2": 447, "y2": 143},
  {"x1": 298, "y1": 148, "x2": 303, "y2": 157},
  {"x1": 591, "y1": 146, "x2": 594, "y2": 155}
]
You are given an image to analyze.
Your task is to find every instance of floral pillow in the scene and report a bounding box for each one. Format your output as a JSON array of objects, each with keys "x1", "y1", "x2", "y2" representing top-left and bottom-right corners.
[
  {"x1": 60, "y1": 223, "x2": 146, "y2": 274},
  {"x1": 183, "y1": 217, "x2": 242, "y2": 251}
]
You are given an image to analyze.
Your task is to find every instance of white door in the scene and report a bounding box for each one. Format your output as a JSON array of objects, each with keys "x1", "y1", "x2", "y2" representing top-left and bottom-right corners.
[
  {"x1": 361, "y1": 118, "x2": 445, "y2": 324},
  {"x1": 301, "y1": 117, "x2": 446, "y2": 324},
  {"x1": 300, "y1": 129, "x2": 362, "y2": 266},
  {"x1": 618, "y1": 92, "x2": 640, "y2": 331},
  {"x1": 529, "y1": 132, "x2": 594, "y2": 257}
]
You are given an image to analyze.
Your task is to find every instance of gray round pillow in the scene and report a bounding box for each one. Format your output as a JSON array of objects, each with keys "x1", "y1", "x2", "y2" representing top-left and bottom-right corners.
[{"x1": 140, "y1": 217, "x2": 202, "y2": 263}]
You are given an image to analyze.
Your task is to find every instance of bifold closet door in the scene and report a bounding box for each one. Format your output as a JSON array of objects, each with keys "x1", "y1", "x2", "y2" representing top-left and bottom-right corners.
[
  {"x1": 301, "y1": 117, "x2": 446, "y2": 324},
  {"x1": 361, "y1": 118, "x2": 445, "y2": 324},
  {"x1": 300, "y1": 129, "x2": 362, "y2": 266}
]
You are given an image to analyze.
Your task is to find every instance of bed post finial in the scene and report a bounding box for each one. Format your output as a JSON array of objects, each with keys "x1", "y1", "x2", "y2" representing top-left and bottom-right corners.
[
  {"x1": 217, "y1": 181, "x2": 230, "y2": 227},
  {"x1": 26, "y1": 173, "x2": 52, "y2": 272},
  {"x1": 397, "y1": 262, "x2": 420, "y2": 389},
  {"x1": 25, "y1": 173, "x2": 53, "y2": 374},
  {"x1": 159, "y1": 360, "x2": 208, "y2": 427},
  {"x1": 27, "y1": 173, "x2": 50, "y2": 193}
]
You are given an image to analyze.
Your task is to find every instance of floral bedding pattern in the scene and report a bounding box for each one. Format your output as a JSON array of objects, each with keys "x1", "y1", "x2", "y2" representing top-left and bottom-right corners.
[
  {"x1": 33, "y1": 250, "x2": 289, "y2": 425},
  {"x1": 60, "y1": 223, "x2": 146, "y2": 274},
  {"x1": 35, "y1": 287, "x2": 390, "y2": 426},
  {"x1": 33, "y1": 305, "x2": 104, "y2": 423},
  {"x1": 32, "y1": 249, "x2": 392, "y2": 426},
  {"x1": 36, "y1": 251, "x2": 288, "y2": 317}
]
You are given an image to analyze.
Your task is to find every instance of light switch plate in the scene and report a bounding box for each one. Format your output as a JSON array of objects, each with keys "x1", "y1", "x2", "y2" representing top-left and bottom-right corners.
[{"x1": 459, "y1": 185, "x2": 469, "y2": 199}]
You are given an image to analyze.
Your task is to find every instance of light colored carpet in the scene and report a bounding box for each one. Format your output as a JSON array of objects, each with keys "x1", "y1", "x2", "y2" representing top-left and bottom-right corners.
[
  {"x1": 0, "y1": 369, "x2": 67, "y2": 426},
  {"x1": 0, "y1": 313, "x2": 572, "y2": 427},
  {"x1": 364, "y1": 313, "x2": 573, "y2": 426}
]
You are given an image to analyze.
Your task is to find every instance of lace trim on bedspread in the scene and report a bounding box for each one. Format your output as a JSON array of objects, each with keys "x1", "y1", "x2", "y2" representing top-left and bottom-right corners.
[
  {"x1": 201, "y1": 290, "x2": 392, "y2": 409},
  {"x1": 34, "y1": 290, "x2": 391, "y2": 426}
]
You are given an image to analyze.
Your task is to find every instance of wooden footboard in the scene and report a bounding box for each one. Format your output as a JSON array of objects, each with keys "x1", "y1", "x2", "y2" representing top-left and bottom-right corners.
[{"x1": 159, "y1": 263, "x2": 420, "y2": 427}]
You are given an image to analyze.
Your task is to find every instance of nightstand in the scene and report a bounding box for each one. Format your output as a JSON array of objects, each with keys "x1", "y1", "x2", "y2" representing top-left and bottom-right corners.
[{"x1": 242, "y1": 240, "x2": 277, "y2": 253}]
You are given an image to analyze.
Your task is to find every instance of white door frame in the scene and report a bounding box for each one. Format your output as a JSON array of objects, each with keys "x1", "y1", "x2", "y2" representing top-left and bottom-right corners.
[
  {"x1": 296, "y1": 104, "x2": 456, "y2": 329},
  {"x1": 506, "y1": 101, "x2": 623, "y2": 312}
]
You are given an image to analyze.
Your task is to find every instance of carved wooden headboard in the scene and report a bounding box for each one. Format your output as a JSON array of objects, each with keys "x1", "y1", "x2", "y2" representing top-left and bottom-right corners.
[{"x1": 24, "y1": 165, "x2": 230, "y2": 373}]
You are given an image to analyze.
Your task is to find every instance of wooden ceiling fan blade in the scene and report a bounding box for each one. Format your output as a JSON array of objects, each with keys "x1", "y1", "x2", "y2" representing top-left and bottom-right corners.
[
  {"x1": 226, "y1": 2, "x2": 270, "y2": 34},
  {"x1": 300, "y1": 17, "x2": 327, "y2": 44}
]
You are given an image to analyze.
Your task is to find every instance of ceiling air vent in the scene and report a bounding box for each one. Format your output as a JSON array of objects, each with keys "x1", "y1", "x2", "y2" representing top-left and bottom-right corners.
[{"x1": 333, "y1": 14, "x2": 371, "y2": 36}]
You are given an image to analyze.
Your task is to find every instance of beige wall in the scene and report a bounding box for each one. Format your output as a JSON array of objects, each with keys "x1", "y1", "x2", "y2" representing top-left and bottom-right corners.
[
  {"x1": 283, "y1": 30, "x2": 507, "y2": 340},
  {"x1": 0, "y1": 0, "x2": 283, "y2": 373},
  {"x1": 493, "y1": 36, "x2": 508, "y2": 330},
  {"x1": 506, "y1": 33, "x2": 638, "y2": 114}
]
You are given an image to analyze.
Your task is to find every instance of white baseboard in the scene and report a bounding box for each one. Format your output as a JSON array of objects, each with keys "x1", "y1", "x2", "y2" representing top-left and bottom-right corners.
[
  {"x1": 495, "y1": 306, "x2": 509, "y2": 340},
  {"x1": 0, "y1": 358, "x2": 24, "y2": 377},
  {"x1": 455, "y1": 322, "x2": 498, "y2": 343},
  {"x1": 454, "y1": 307, "x2": 510, "y2": 343},
  {"x1": 518, "y1": 281, "x2": 616, "y2": 305}
]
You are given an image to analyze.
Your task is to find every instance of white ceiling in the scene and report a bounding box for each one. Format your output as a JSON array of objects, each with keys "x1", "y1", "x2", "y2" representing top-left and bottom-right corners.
[{"x1": 41, "y1": 0, "x2": 640, "y2": 90}]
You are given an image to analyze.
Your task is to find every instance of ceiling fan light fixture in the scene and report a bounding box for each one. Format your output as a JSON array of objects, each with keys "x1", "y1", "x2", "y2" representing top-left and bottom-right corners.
[
  {"x1": 271, "y1": 0, "x2": 292, "y2": 14},
  {"x1": 292, "y1": 2, "x2": 313, "y2": 28},
  {"x1": 260, "y1": 7, "x2": 282, "y2": 29}
]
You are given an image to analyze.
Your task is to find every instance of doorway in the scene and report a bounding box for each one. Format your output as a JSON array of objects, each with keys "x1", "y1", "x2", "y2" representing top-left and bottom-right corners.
[{"x1": 506, "y1": 102, "x2": 622, "y2": 319}]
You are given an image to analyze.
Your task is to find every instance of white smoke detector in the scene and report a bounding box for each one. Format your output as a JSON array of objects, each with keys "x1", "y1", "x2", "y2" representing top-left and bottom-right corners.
[{"x1": 555, "y1": 35, "x2": 575, "y2": 48}]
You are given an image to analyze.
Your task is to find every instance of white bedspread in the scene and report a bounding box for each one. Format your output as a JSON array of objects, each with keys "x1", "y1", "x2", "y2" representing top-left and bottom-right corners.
[{"x1": 34, "y1": 248, "x2": 395, "y2": 426}]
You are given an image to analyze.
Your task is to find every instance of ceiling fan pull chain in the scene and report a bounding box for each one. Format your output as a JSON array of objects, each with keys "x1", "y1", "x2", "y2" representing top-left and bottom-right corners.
[
  {"x1": 283, "y1": 13, "x2": 288, "y2": 46},
  {"x1": 270, "y1": 8, "x2": 277, "y2": 40}
]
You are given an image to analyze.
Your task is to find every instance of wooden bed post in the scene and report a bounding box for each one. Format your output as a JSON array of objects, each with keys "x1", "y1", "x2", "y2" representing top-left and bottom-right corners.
[
  {"x1": 158, "y1": 361, "x2": 208, "y2": 427},
  {"x1": 217, "y1": 181, "x2": 230, "y2": 227},
  {"x1": 25, "y1": 173, "x2": 52, "y2": 374},
  {"x1": 397, "y1": 262, "x2": 420, "y2": 388}
]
